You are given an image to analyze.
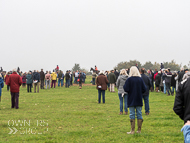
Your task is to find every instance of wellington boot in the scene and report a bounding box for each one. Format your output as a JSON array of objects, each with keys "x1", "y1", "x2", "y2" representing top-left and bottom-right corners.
[
  {"x1": 127, "y1": 119, "x2": 135, "y2": 134},
  {"x1": 136, "y1": 119, "x2": 143, "y2": 133}
]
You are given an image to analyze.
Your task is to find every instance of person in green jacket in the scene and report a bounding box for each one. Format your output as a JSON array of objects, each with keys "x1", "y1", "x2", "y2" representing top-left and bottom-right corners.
[{"x1": 26, "y1": 72, "x2": 33, "y2": 92}]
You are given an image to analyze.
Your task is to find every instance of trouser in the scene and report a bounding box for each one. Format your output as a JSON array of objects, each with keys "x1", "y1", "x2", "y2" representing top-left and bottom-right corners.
[
  {"x1": 58, "y1": 79, "x2": 63, "y2": 87},
  {"x1": 166, "y1": 82, "x2": 172, "y2": 95},
  {"x1": 34, "y1": 83, "x2": 39, "y2": 93},
  {"x1": 143, "y1": 95, "x2": 149, "y2": 113},
  {"x1": 70, "y1": 80, "x2": 72, "y2": 86},
  {"x1": 163, "y1": 83, "x2": 166, "y2": 94},
  {"x1": 118, "y1": 93, "x2": 128, "y2": 112},
  {"x1": 40, "y1": 79, "x2": 44, "y2": 89},
  {"x1": 51, "y1": 80, "x2": 56, "y2": 88},
  {"x1": 11, "y1": 92, "x2": 19, "y2": 109},
  {"x1": 110, "y1": 83, "x2": 115, "y2": 92},
  {"x1": 46, "y1": 80, "x2": 50, "y2": 89},
  {"x1": 27, "y1": 84, "x2": 32, "y2": 92},
  {"x1": 98, "y1": 90, "x2": 105, "y2": 103},
  {"x1": 65, "y1": 79, "x2": 70, "y2": 88},
  {"x1": 92, "y1": 78, "x2": 95, "y2": 85},
  {"x1": 7, "y1": 85, "x2": 10, "y2": 91},
  {"x1": 129, "y1": 106, "x2": 143, "y2": 119}
]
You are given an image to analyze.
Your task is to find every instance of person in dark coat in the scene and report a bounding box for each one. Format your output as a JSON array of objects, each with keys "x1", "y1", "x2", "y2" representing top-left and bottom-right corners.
[
  {"x1": 178, "y1": 68, "x2": 185, "y2": 83},
  {"x1": 22, "y1": 73, "x2": 27, "y2": 88},
  {"x1": 96, "y1": 71, "x2": 109, "y2": 103},
  {"x1": 160, "y1": 63, "x2": 164, "y2": 70},
  {"x1": 33, "y1": 70, "x2": 40, "y2": 93},
  {"x1": 7, "y1": 68, "x2": 22, "y2": 109},
  {"x1": 26, "y1": 72, "x2": 33, "y2": 92},
  {"x1": 155, "y1": 71, "x2": 161, "y2": 92},
  {"x1": 40, "y1": 69, "x2": 45, "y2": 89},
  {"x1": 171, "y1": 72, "x2": 176, "y2": 93},
  {"x1": 114, "y1": 69, "x2": 119, "y2": 82},
  {"x1": 123, "y1": 66, "x2": 146, "y2": 134},
  {"x1": 108, "y1": 70, "x2": 116, "y2": 92},
  {"x1": 65, "y1": 71, "x2": 70, "y2": 88},
  {"x1": 140, "y1": 68, "x2": 151, "y2": 115},
  {"x1": 78, "y1": 72, "x2": 83, "y2": 89},
  {"x1": 163, "y1": 69, "x2": 173, "y2": 95}
]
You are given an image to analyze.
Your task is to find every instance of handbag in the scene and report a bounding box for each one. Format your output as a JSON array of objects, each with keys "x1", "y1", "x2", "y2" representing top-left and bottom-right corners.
[{"x1": 77, "y1": 79, "x2": 80, "y2": 82}]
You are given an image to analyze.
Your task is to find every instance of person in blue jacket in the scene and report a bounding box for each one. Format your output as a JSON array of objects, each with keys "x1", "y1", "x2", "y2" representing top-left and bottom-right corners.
[
  {"x1": 123, "y1": 66, "x2": 146, "y2": 134},
  {"x1": 0, "y1": 74, "x2": 4, "y2": 102},
  {"x1": 181, "y1": 120, "x2": 190, "y2": 143}
]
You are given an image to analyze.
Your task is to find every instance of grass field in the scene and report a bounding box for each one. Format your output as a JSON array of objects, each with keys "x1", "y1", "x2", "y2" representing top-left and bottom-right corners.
[{"x1": 0, "y1": 76, "x2": 184, "y2": 143}]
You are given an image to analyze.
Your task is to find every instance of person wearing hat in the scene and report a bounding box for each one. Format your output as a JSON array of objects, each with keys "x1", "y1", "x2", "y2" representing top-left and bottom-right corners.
[
  {"x1": 96, "y1": 71, "x2": 108, "y2": 103},
  {"x1": 182, "y1": 69, "x2": 190, "y2": 81},
  {"x1": 7, "y1": 68, "x2": 22, "y2": 109}
]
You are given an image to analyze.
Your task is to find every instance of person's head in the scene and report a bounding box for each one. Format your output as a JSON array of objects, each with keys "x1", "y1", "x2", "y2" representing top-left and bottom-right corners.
[
  {"x1": 180, "y1": 67, "x2": 184, "y2": 71},
  {"x1": 184, "y1": 69, "x2": 189, "y2": 73},
  {"x1": 155, "y1": 68, "x2": 157, "y2": 72},
  {"x1": 111, "y1": 70, "x2": 114, "y2": 73},
  {"x1": 120, "y1": 69, "x2": 127, "y2": 75},
  {"x1": 12, "y1": 68, "x2": 17, "y2": 73},
  {"x1": 28, "y1": 72, "x2": 31, "y2": 74},
  {"x1": 168, "y1": 68, "x2": 171, "y2": 72},
  {"x1": 53, "y1": 70, "x2": 55, "y2": 72},
  {"x1": 129, "y1": 66, "x2": 141, "y2": 77},
  {"x1": 158, "y1": 71, "x2": 161, "y2": 74},
  {"x1": 140, "y1": 68, "x2": 145, "y2": 74},
  {"x1": 41, "y1": 69, "x2": 43, "y2": 71},
  {"x1": 34, "y1": 70, "x2": 36, "y2": 72}
]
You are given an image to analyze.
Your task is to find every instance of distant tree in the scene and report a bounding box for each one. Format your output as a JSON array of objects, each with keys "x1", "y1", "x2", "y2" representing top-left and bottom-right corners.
[
  {"x1": 114, "y1": 60, "x2": 141, "y2": 71},
  {"x1": 183, "y1": 65, "x2": 188, "y2": 70},
  {"x1": 151, "y1": 62, "x2": 160, "y2": 71},
  {"x1": 72, "y1": 63, "x2": 81, "y2": 72},
  {"x1": 142, "y1": 61, "x2": 153, "y2": 70},
  {"x1": 163, "y1": 60, "x2": 180, "y2": 71}
]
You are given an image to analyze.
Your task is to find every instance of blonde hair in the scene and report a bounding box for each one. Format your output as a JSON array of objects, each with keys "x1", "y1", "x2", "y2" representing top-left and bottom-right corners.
[
  {"x1": 120, "y1": 69, "x2": 128, "y2": 75},
  {"x1": 129, "y1": 66, "x2": 141, "y2": 77}
]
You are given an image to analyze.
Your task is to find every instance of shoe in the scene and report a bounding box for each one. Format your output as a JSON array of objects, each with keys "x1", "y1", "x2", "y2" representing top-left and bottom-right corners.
[
  {"x1": 146, "y1": 112, "x2": 149, "y2": 115},
  {"x1": 136, "y1": 119, "x2": 143, "y2": 133},
  {"x1": 127, "y1": 119, "x2": 135, "y2": 134},
  {"x1": 119, "y1": 112, "x2": 123, "y2": 115},
  {"x1": 125, "y1": 112, "x2": 128, "y2": 115},
  {"x1": 167, "y1": 94, "x2": 170, "y2": 96}
]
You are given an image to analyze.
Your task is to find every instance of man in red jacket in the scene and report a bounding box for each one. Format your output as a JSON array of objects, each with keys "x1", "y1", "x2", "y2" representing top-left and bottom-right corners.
[{"x1": 7, "y1": 69, "x2": 22, "y2": 109}]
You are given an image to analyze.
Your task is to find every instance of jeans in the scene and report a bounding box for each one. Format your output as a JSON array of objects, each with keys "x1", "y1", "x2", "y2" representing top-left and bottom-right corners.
[
  {"x1": 172, "y1": 86, "x2": 176, "y2": 93},
  {"x1": 165, "y1": 82, "x2": 172, "y2": 95},
  {"x1": 163, "y1": 83, "x2": 166, "y2": 94},
  {"x1": 143, "y1": 95, "x2": 149, "y2": 113},
  {"x1": 92, "y1": 78, "x2": 95, "y2": 85},
  {"x1": 118, "y1": 93, "x2": 128, "y2": 112},
  {"x1": 27, "y1": 84, "x2": 32, "y2": 92},
  {"x1": 65, "y1": 79, "x2": 70, "y2": 88},
  {"x1": 98, "y1": 90, "x2": 105, "y2": 103},
  {"x1": 46, "y1": 80, "x2": 50, "y2": 89},
  {"x1": 75, "y1": 77, "x2": 78, "y2": 84},
  {"x1": 129, "y1": 106, "x2": 143, "y2": 119},
  {"x1": 58, "y1": 79, "x2": 63, "y2": 87}
]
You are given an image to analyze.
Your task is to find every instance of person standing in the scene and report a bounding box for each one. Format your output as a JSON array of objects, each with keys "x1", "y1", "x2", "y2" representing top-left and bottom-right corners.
[
  {"x1": 116, "y1": 69, "x2": 128, "y2": 115},
  {"x1": 33, "y1": 70, "x2": 40, "y2": 93},
  {"x1": 178, "y1": 68, "x2": 185, "y2": 83},
  {"x1": 155, "y1": 71, "x2": 161, "y2": 92},
  {"x1": 96, "y1": 71, "x2": 108, "y2": 103},
  {"x1": 92, "y1": 72, "x2": 97, "y2": 85},
  {"x1": 26, "y1": 72, "x2": 33, "y2": 92},
  {"x1": 108, "y1": 70, "x2": 116, "y2": 92},
  {"x1": 45, "y1": 72, "x2": 51, "y2": 89},
  {"x1": 51, "y1": 70, "x2": 57, "y2": 88},
  {"x1": 163, "y1": 69, "x2": 173, "y2": 96},
  {"x1": 75, "y1": 70, "x2": 79, "y2": 84},
  {"x1": 4, "y1": 72, "x2": 10, "y2": 91},
  {"x1": 140, "y1": 68, "x2": 151, "y2": 115},
  {"x1": 78, "y1": 72, "x2": 83, "y2": 89},
  {"x1": 22, "y1": 73, "x2": 27, "y2": 88},
  {"x1": 58, "y1": 70, "x2": 64, "y2": 87},
  {"x1": 40, "y1": 69, "x2": 45, "y2": 89},
  {"x1": 7, "y1": 69, "x2": 22, "y2": 109},
  {"x1": 123, "y1": 66, "x2": 146, "y2": 134},
  {"x1": 65, "y1": 71, "x2": 70, "y2": 88},
  {"x1": 0, "y1": 74, "x2": 4, "y2": 103}
]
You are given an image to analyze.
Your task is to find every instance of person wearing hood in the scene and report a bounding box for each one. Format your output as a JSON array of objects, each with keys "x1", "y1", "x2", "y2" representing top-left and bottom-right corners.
[
  {"x1": 96, "y1": 71, "x2": 109, "y2": 103},
  {"x1": 0, "y1": 74, "x2": 4, "y2": 102},
  {"x1": 140, "y1": 68, "x2": 151, "y2": 115},
  {"x1": 51, "y1": 70, "x2": 57, "y2": 88},
  {"x1": 33, "y1": 70, "x2": 40, "y2": 93},
  {"x1": 123, "y1": 66, "x2": 146, "y2": 134},
  {"x1": 182, "y1": 69, "x2": 190, "y2": 81},
  {"x1": 26, "y1": 72, "x2": 33, "y2": 92},
  {"x1": 7, "y1": 68, "x2": 22, "y2": 109},
  {"x1": 116, "y1": 69, "x2": 128, "y2": 115}
]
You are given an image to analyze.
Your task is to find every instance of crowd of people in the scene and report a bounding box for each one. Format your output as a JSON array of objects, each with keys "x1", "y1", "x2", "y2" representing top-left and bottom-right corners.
[{"x1": 1, "y1": 64, "x2": 190, "y2": 141}]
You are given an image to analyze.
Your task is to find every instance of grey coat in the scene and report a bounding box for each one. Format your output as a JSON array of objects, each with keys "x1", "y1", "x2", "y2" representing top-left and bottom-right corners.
[{"x1": 116, "y1": 75, "x2": 128, "y2": 94}]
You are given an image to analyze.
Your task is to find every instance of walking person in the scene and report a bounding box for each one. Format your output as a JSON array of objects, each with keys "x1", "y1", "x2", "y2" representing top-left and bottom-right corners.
[
  {"x1": 108, "y1": 70, "x2": 116, "y2": 92},
  {"x1": 45, "y1": 72, "x2": 51, "y2": 89},
  {"x1": 140, "y1": 68, "x2": 151, "y2": 115},
  {"x1": 33, "y1": 70, "x2": 40, "y2": 93},
  {"x1": 26, "y1": 72, "x2": 33, "y2": 92},
  {"x1": 116, "y1": 69, "x2": 128, "y2": 115},
  {"x1": 123, "y1": 66, "x2": 146, "y2": 134},
  {"x1": 40, "y1": 69, "x2": 45, "y2": 89},
  {"x1": 51, "y1": 70, "x2": 57, "y2": 88},
  {"x1": 7, "y1": 69, "x2": 22, "y2": 109},
  {"x1": 96, "y1": 71, "x2": 108, "y2": 103}
]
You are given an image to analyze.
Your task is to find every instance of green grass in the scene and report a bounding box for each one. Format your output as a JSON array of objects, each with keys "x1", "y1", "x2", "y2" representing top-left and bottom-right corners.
[{"x1": 0, "y1": 76, "x2": 184, "y2": 143}]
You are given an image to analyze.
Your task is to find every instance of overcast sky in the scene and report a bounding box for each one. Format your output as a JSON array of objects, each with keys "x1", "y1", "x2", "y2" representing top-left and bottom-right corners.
[{"x1": 1, "y1": 0, "x2": 190, "y2": 72}]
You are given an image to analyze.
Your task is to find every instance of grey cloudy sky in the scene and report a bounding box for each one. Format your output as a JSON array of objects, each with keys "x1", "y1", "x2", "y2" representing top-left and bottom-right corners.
[{"x1": 1, "y1": 0, "x2": 190, "y2": 72}]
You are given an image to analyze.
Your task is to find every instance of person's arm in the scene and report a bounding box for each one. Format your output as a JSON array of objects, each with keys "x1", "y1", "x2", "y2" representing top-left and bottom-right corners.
[
  {"x1": 123, "y1": 78, "x2": 130, "y2": 93},
  {"x1": 173, "y1": 84, "x2": 184, "y2": 120},
  {"x1": 116, "y1": 77, "x2": 120, "y2": 89},
  {"x1": 181, "y1": 121, "x2": 190, "y2": 143}
]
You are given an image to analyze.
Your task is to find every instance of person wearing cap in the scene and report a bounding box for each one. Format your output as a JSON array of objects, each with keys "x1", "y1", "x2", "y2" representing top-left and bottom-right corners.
[
  {"x1": 123, "y1": 66, "x2": 146, "y2": 134},
  {"x1": 182, "y1": 69, "x2": 190, "y2": 81},
  {"x1": 7, "y1": 68, "x2": 22, "y2": 109},
  {"x1": 96, "y1": 71, "x2": 108, "y2": 103}
]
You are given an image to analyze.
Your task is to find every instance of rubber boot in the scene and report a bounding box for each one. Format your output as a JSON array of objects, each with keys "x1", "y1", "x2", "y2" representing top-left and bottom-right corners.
[
  {"x1": 136, "y1": 119, "x2": 143, "y2": 133},
  {"x1": 127, "y1": 119, "x2": 135, "y2": 134}
]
